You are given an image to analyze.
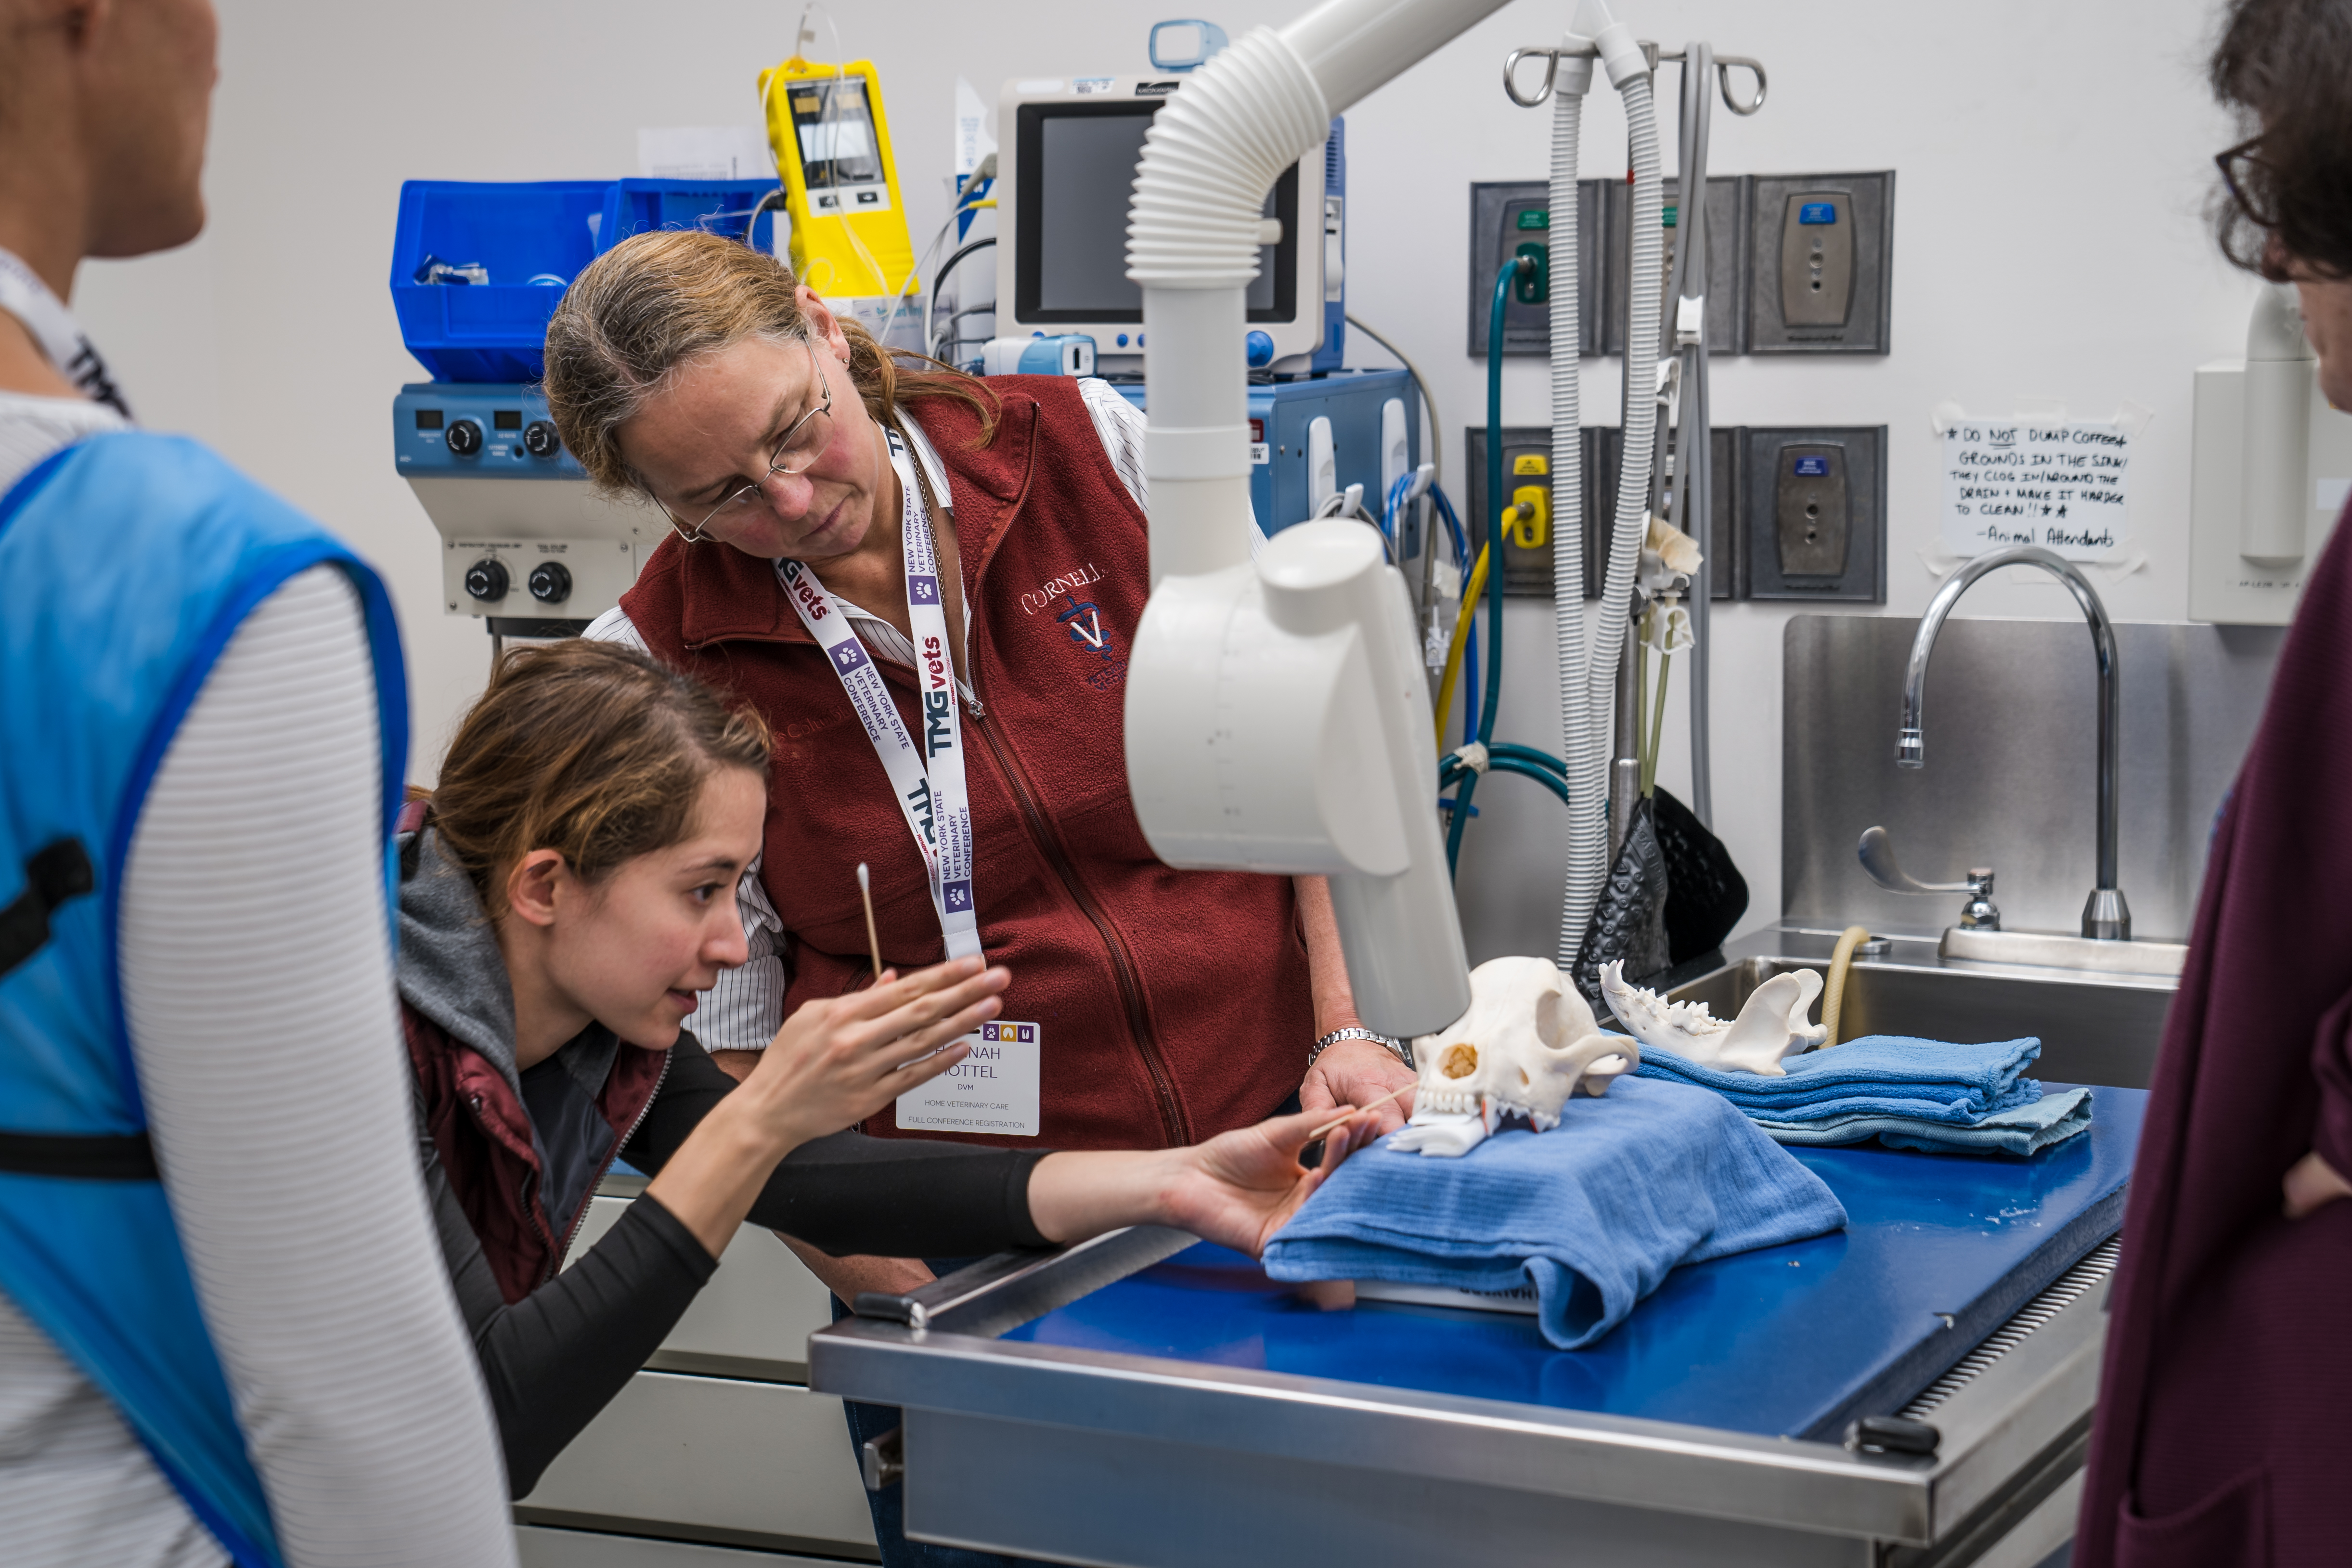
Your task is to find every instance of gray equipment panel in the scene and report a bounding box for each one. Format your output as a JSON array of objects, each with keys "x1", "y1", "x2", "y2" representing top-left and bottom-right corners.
[
  {"x1": 1745, "y1": 172, "x2": 1895, "y2": 354},
  {"x1": 1466, "y1": 179, "x2": 1605, "y2": 357},
  {"x1": 1743, "y1": 426, "x2": 1887, "y2": 601},
  {"x1": 1602, "y1": 175, "x2": 1750, "y2": 356}
]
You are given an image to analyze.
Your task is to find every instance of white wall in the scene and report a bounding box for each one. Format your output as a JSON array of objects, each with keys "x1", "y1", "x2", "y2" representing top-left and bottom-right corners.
[{"x1": 71, "y1": 0, "x2": 2255, "y2": 961}]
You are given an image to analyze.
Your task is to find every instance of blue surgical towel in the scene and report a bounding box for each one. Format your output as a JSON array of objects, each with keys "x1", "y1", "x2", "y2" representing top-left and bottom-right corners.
[
  {"x1": 1632, "y1": 1034, "x2": 2043, "y2": 1126},
  {"x1": 1261, "y1": 1076, "x2": 1847, "y2": 1349},
  {"x1": 1753, "y1": 1086, "x2": 2094, "y2": 1157}
]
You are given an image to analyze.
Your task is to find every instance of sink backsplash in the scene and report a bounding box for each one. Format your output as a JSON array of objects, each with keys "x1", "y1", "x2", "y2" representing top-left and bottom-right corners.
[{"x1": 1783, "y1": 616, "x2": 2283, "y2": 944}]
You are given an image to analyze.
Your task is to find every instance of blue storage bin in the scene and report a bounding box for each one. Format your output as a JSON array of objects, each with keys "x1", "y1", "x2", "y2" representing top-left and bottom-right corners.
[
  {"x1": 391, "y1": 180, "x2": 609, "y2": 382},
  {"x1": 597, "y1": 178, "x2": 779, "y2": 258}
]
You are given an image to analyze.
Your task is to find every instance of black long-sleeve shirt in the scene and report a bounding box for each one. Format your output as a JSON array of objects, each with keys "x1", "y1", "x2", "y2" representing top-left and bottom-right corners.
[{"x1": 422, "y1": 1035, "x2": 1051, "y2": 1495}]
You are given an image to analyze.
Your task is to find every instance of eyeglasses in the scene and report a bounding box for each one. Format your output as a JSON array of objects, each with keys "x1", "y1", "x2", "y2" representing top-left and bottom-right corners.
[
  {"x1": 2216, "y1": 133, "x2": 2279, "y2": 230},
  {"x1": 653, "y1": 337, "x2": 836, "y2": 543}
]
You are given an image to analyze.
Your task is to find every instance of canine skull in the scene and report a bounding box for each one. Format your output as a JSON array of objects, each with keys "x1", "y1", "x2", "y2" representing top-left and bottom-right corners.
[
  {"x1": 1390, "y1": 957, "x2": 1639, "y2": 1157},
  {"x1": 1598, "y1": 959, "x2": 1826, "y2": 1076}
]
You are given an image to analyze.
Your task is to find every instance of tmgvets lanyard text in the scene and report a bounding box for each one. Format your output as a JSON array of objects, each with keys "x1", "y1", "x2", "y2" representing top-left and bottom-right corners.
[
  {"x1": 778, "y1": 426, "x2": 980, "y2": 962},
  {"x1": 0, "y1": 247, "x2": 129, "y2": 416}
]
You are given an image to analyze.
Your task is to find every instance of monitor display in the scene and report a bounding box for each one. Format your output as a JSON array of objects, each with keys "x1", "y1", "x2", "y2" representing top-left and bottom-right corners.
[
  {"x1": 788, "y1": 78, "x2": 883, "y2": 190},
  {"x1": 1015, "y1": 100, "x2": 1294, "y2": 325}
]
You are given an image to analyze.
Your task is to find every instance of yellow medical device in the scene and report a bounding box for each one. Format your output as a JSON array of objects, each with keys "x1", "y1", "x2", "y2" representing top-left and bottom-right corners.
[{"x1": 758, "y1": 55, "x2": 918, "y2": 310}]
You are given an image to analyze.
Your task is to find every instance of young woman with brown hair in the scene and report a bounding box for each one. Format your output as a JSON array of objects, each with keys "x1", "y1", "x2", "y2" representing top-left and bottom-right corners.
[{"x1": 402, "y1": 639, "x2": 1358, "y2": 1499}]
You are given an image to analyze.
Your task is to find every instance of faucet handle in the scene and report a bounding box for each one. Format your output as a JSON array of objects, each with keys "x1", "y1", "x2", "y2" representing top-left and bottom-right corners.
[
  {"x1": 1859, "y1": 829, "x2": 2001, "y2": 930},
  {"x1": 1858, "y1": 826, "x2": 1978, "y2": 894}
]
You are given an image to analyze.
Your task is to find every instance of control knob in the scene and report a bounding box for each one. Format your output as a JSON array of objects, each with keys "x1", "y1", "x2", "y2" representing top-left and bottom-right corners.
[
  {"x1": 527, "y1": 561, "x2": 572, "y2": 604},
  {"x1": 445, "y1": 417, "x2": 483, "y2": 456},
  {"x1": 462, "y1": 557, "x2": 509, "y2": 601},
  {"x1": 522, "y1": 420, "x2": 562, "y2": 459}
]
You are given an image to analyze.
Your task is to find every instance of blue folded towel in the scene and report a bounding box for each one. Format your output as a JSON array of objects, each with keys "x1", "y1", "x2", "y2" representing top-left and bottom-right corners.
[
  {"x1": 1753, "y1": 1086, "x2": 2094, "y2": 1157},
  {"x1": 1261, "y1": 1076, "x2": 1847, "y2": 1349},
  {"x1": 1632, "y1": 1034, "x2": 2043, "y2": 1126}
]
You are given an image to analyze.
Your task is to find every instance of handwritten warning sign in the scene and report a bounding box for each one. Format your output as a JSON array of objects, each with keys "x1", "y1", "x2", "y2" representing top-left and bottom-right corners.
[{"x1": 1941, "y1": 419, "x2": 2132, "y2": 561}]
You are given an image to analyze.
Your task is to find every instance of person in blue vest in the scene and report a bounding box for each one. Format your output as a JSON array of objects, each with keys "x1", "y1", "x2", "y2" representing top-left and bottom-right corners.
[{"x1": 0, "y1": 2, "x2": 520, "y2": 1565}]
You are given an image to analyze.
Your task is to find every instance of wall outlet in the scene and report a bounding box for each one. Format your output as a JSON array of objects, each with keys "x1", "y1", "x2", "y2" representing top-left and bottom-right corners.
[
  {"x1": 1743, "y1": 173, "x2": 1894, "y2": 355},
  {"x1": 1602, "y1": 175, "x2": 1748, "y2": 357},
  {"x1": 1466, "y1": 180, "x2": 1605, "y2": 358},
  {"x1": 1742, "y1": 427, "x2": 1887, "y2": 601}
]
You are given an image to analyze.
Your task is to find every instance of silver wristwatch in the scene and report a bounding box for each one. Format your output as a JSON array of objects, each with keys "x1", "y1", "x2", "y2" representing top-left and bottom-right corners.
[{"x1": 1308, "y1": 1026, "x2": 1416, "y2": 1072}]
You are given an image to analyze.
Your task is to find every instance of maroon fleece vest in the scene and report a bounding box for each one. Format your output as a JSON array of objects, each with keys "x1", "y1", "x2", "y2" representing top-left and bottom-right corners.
[{"x1": 620, "y1": 376, "x2": 1312, "y2": 1150}]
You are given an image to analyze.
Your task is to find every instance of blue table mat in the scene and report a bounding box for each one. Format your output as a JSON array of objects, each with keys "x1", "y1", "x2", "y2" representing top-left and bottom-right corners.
[{"x1": 999, "y1": 1085, "x2": 2145, "y2": 1440}]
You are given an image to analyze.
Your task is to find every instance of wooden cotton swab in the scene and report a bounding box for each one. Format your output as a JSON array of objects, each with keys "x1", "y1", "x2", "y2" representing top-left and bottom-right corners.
[
  {"x1": 856, "y1": 863, "x2": 883, "y2": 983},
  {"x1": 1307, "y1": 1081, "x2": 1413, "y2": 1141}
]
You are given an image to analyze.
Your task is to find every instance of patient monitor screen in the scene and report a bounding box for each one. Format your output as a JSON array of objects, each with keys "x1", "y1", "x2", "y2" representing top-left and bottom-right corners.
[{"x1": 1016, "y1": 100, "x2": 1296, "y2": 325}]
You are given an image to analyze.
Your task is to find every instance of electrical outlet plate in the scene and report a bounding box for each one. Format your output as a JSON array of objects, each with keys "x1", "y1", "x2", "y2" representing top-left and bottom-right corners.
[
  {"x1": 1742, "y1": 426, "x2": 1887, "y2": 601},
  {"x1": 1467, "y1": 180, "x2": 1605, "y2": 358},
  {"x1": 1468, "y1": 426, "x2": 1745, "y2": 600},
  {"x1": 1594, "y1": 425, "x2": 1745, "y2": 599},
  {"x1": 1744, "y1": 173, "x2": 1894, "y2": 355},
  {"x1": 1602, "y1": 175, "x2": 1749, "y2": 357},
  {"x1": 2188, "y1": 359, "x2": 2352, "y2": 623}
]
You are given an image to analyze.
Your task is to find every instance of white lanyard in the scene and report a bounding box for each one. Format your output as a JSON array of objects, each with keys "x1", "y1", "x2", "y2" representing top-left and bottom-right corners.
[
  {"x1": 778, "y1": 426, "x2": 981, "y2": 960},
  {"x1": 0, "y1": 247, "x2": 129, "y2": 417}
]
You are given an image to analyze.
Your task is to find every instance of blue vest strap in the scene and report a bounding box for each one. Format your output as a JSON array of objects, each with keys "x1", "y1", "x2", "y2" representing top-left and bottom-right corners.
[{"x1": 0, "y1": 838, "x2": 93, "y2": 978}]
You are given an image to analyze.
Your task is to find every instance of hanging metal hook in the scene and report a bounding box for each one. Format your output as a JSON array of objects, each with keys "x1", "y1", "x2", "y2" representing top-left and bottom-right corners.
[
  {"x1": 1713, "y1": 55, "x2": 1767, "y2": 116},
  {"x1": 1502, "y1": 46, "x2": 1561, "y2": 107},
  {"x1": 1505, "y1": 41, "x2": 1762, "y2": 111}
]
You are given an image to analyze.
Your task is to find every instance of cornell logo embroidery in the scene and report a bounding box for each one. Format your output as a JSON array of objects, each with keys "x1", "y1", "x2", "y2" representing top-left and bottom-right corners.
[{"x1": 1052, "y1": 595, "x2": 1126, "y2": 692}]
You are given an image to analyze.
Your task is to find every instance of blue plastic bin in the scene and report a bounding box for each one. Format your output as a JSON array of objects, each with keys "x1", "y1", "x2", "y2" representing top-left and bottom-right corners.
[
  {"x1": 391, "y1": 180, "x2": 609, "y2": 382},
  {"x1": 392, "y1": 178, "x2": 784, "y2": 383},
  {"x1": 597, "y1": 178, "x2": 778, "y2": 257}
]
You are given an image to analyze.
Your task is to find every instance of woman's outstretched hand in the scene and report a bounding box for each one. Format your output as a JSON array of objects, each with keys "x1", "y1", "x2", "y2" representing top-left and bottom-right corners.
[
  {"x1": 1156, "y1": 1108, "x2": 1374, "y2": 1257},
  {"x1": 1029, "y1": 1106, "x2": 1380, "y2": 1260}
]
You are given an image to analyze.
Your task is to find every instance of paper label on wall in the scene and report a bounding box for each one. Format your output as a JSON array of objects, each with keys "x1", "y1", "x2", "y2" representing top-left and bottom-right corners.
[
  {"x1": 895, "y1": 1020, "x2": 1041, "y2": 1137},
  {"x1": 1940, "y1": 418, "x2": 2132, "y2": 560}
]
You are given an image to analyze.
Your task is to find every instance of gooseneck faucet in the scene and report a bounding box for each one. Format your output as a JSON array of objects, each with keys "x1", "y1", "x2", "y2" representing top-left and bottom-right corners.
[{"x1": 1898, "y1": 545, "x2": 2128, "y2": 941}]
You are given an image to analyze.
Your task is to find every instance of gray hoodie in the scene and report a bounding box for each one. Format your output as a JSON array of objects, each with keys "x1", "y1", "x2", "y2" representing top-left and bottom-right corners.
[{"x1": 396, "y1": 825, "x2": 627, "y2": 1243}]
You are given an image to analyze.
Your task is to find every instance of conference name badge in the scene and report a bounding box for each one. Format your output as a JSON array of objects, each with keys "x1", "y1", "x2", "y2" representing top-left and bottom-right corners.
[{"x1": 895, "y1": 1019, "x2": 1042, "y2": 1137}]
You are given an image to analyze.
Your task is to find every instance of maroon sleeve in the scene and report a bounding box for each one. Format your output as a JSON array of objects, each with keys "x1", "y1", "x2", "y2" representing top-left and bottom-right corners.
[{"x1": 2307, "y1": 988, "x2": 2352, "y2": 1179}]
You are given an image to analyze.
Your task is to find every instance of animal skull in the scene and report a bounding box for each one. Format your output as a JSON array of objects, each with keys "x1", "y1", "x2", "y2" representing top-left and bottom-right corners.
[
  {"x1": 1598, "y1": 960, "x2": 1826, "y2": 1076},
  {"x1": 1390, "y1": 957, "x2": 1639, "y2": 1157}
]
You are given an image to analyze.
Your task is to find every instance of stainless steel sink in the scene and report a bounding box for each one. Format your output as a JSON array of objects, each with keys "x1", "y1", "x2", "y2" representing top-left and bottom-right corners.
[{"x1": 1664, "y1": 940, "x2": 2176, "y2": 1089}]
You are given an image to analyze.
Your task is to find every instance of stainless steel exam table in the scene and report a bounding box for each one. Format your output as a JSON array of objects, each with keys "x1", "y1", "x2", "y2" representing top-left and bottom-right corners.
[{"x1": 808, "y1": 1087, "x2": 2145, "y2": 1568}]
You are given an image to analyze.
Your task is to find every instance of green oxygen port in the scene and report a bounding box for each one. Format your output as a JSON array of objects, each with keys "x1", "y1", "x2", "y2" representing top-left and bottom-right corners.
[{"x1": 1512, "y1": 241, "x2": 1549, "y2": 305}]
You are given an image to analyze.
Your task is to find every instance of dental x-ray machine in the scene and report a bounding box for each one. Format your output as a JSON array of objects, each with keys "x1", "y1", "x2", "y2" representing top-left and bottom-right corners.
[{"x1": 1122, "y1": 0, "x2": 1667, "y2": 1035}]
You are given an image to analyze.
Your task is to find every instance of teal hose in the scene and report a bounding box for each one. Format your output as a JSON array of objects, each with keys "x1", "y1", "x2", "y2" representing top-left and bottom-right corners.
[
  {"x1": 1439, "y1": 271, "x2": 1552, "y2": 884},
  {"x1": 1446, "y1": 264, "x2": 1529, "y2": 872}
]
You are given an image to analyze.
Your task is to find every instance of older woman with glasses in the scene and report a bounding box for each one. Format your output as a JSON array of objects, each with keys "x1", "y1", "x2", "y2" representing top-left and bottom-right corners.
[
  {"x1": 2075, "y1": 3, "x2": 2352, "y2": 1565},
  {"x1": 543, "y1": 228, "x2": 1414, "y2": 1568}
]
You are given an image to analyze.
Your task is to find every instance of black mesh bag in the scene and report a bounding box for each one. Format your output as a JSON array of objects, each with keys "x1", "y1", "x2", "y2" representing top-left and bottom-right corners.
[
  {"x1": 1571, "y1": 795, "x2": 1672, "y2": 1005},
  {"x1": 1651, "y1": 785, "x2": 1748, "y2": 967}
]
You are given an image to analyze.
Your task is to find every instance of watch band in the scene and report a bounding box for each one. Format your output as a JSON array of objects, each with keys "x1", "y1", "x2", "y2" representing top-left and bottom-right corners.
[{"x1": 1309, "y1": 1026, "x2": 1416, "y2": 1072}]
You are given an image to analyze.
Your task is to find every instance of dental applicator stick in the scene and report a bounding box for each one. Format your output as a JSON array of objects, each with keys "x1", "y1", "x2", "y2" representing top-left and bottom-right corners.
[
  {"x1": 856, "y1": 863, "x2": 882, "y2": 983},
  {"x1": 1307, "y1": 1081, "x2": 1413, "y2": 1141}
]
